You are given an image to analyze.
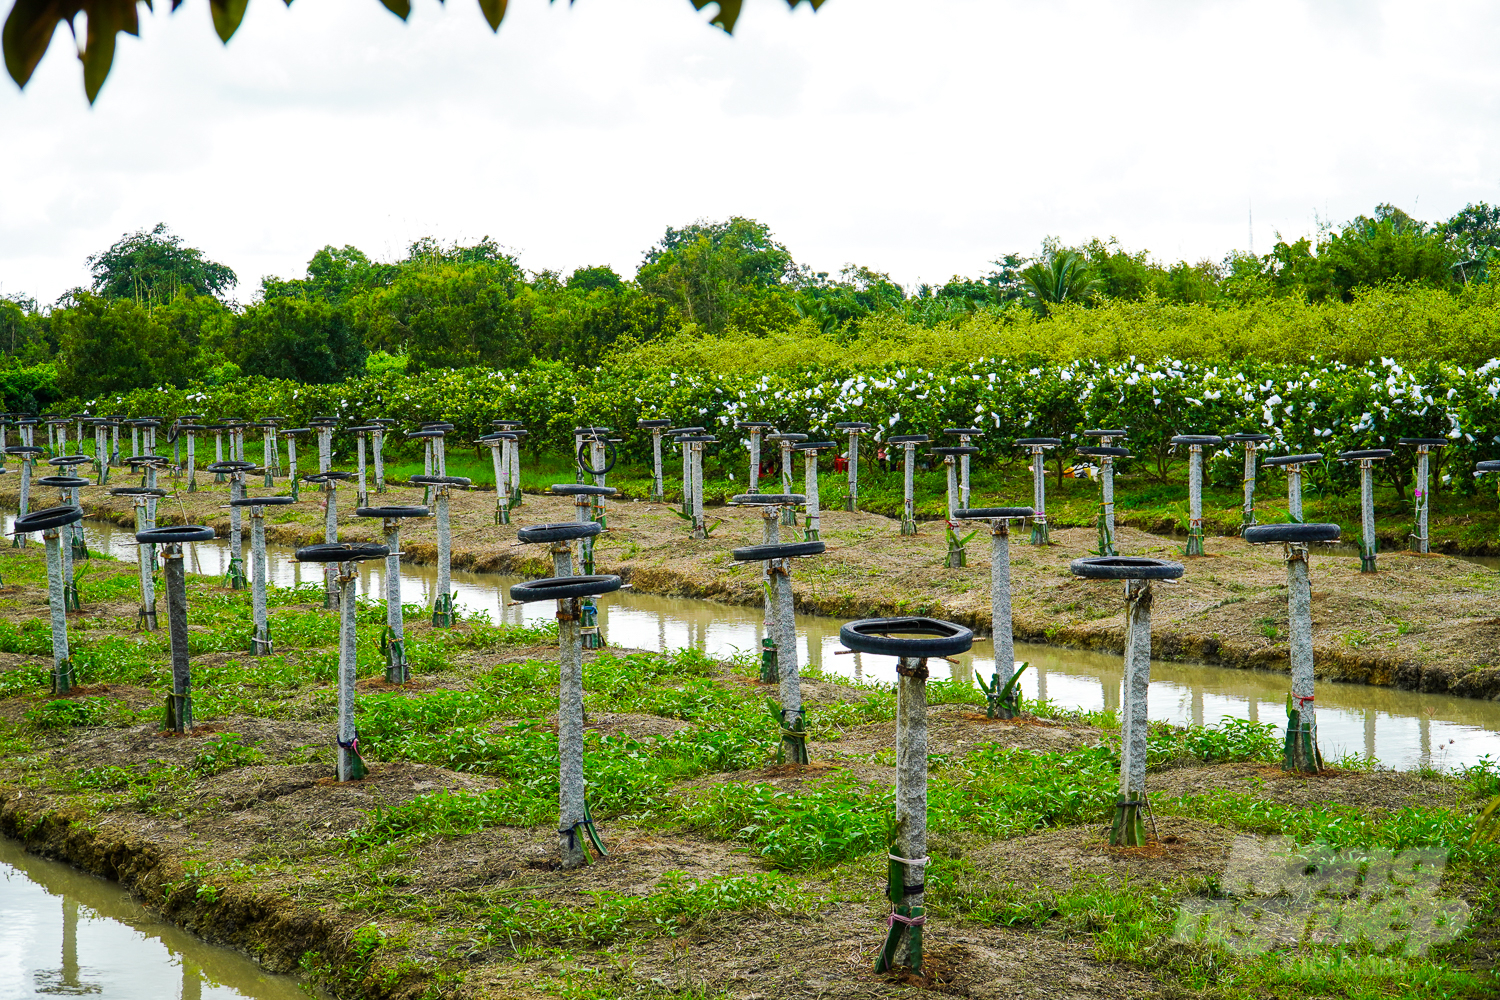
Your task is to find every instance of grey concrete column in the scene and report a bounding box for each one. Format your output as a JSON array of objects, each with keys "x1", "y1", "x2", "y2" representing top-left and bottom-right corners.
[
  {"x1": 250, "y1": 508, "x2": 270, "y2": 655},
  {"x1": 773, "y1": 559, "x2": 802, "y2": 760},
  {"x1": 134, "y1": 497, "x2": 156, "y2": 629},
  {"x1": 991, "y1": 524, "x2": 1013, "y2": 707},
  {"x1": 324, "y1": 480, "x2": 340, "y2": 608},
  {"x1": 748, "y1": 428, "x2": 762, "y2": 492},
  {"x1": 1288, "y1": 546, "x2": 1317, "y2": 765},
  {"x1": 1120, "y1": 579, "x2": 1152, "y2": 828},
  {"x1": 44, "y1": 527, "x2": 71, "y2": 693},
  {"x1": 336, "y1": 563, "x2": 360, "y2": 781},
  {"x1": 651, "y1": 430, "x2": 664, "y2": 499},
  {"x1": 558, "y1": 594, "x2": 585, "y2": 868},
  {"x1": 356, "y1": 432, "x2": 368, "y2": 507},
  {"x1": 691, "y1": 442, "x2": 706, "y2": 538},
  {"x1": 434, "y1": 486, "x2": 451, "y2": 625},
  {"x1": 761, "y1": 507, "x2": 779, "y2": 682},
  {"x1": 903, "y1": 445, "x2": 916, "y2": 533},
  {"x1": 1017, "y1": 439, "x2": 1060, "y2": 545},
  {"x1": 372, "y1": 427, "x2": 385, "y2": 493},
  {"x1": 385, "y1": 521, "x2": 404, "y2": 678},
  {"x1": 893, "y1": 654, "x2": 928, "y2": 969},
  {"x1": 164, "y1": 543, "x2": 193, "y2": 732}
]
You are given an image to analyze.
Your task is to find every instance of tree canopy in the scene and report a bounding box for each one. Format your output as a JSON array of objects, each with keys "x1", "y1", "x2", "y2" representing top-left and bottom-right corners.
[
  {"x1": 87, "y1": 223, "x2": 238, "y2": 303},
  {"x1": 2, "y1": 0, "x2": 828, "y2": 103},
  {"x1": 11, "y1": 201, "x2": 1500, "y2": 407}
]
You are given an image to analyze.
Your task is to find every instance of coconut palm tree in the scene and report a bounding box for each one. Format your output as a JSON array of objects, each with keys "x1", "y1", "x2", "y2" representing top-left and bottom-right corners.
[{"x1": 1021, "y1": 251, "x2": 1101, "y2": 315}]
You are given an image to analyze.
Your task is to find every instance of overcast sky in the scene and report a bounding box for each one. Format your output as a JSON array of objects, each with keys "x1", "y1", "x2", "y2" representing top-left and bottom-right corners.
[{"x1": 2, "y1": 0, "x2": 1497, "y2": 304}]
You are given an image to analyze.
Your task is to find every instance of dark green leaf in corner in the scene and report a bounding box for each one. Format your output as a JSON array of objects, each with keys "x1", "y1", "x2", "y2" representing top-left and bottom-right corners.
[
  {"x1": 378, "y1": 0, "x2": 410, "y2": 21},
  {"x1": 208, "y1": 0, "x2": 247, "y2": 42},
  {"x1": 477, "y1": 0, "x2": 506, "y2": 33}
]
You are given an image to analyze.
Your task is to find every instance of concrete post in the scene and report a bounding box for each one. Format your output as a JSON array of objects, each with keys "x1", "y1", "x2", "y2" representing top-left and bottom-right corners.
[
  {"x1": 1171, "y1": 435, "x2": 1221, "y2": 556},
  {"x1": 1069, "y1": 556, "x2": 1183, "y2": 845},
  {"x1": 45, "y1": 524, "x2": 73, "y2": 693},
  {"x1": 512, "y1": 522, "x2": 620, "y2": 867},
  {"x1": 1339, "y1": 449, "x2": 1391, "y2": 572},
  {"x1": 955, "y1": 507, "x2": 1033, "y2": 717},
  {"x1": 638, "y1": 420, "x2": 670, "y2": 500},
  {"x1": 839, "y1": 617, "x2": 973, "y2": 977},
  {"x1": 890, "y1": 435, "x2": 928, "y2": 536},
  {"x1": 164, "y1": 542, "x2": 193, "y2": 731},
  {"x1": 1017, "y1": 438, "x2": 1061, "y2": 546},
  {"x1": 1400, "y1": 438, "x2": 1448, "y2": 554},
  {"x1": 1082, "y1": 430, "x2": 1128, "y2": 556},
  {"x1": 1265, "y1": 453, "x2": 1321, "y2": 523},
  {"x1": 1245, "y1": 522, "x2": 1340, "y2": 772},
  {"x1": 943, "y1": 428, "x2": 984, "y2": 509},
  {"x1": 796, "y1": 441, "x2": 833, "y2": 540},
  {"x1": 835, "y1": 422, "x2": 872, "y2": 512}
]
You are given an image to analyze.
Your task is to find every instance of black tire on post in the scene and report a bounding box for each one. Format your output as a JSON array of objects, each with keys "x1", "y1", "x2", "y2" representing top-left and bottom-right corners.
[
  {"x1": 517, "y1": 521, "x2": 604, "y2": 544},
  {"x1": 510, "y1": 574, "x2": 623, "y2": 603},
  {"x1": 839, "y1": 617, "x2": 974, "y2": 658}
]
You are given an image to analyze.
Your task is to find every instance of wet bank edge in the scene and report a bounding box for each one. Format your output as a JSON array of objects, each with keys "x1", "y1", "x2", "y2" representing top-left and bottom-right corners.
[
  {"x1": 42, "y1": 490, "x2": 1500, "y2": 704},
  {"x1": 0, "y1": 791, "x2": 345, "y2": 988}
]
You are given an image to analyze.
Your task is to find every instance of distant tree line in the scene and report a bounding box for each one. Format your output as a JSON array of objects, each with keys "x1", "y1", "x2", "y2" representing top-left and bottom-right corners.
[{"x1": 5, "y1": 201, "x2": 1500, "y2": 405}]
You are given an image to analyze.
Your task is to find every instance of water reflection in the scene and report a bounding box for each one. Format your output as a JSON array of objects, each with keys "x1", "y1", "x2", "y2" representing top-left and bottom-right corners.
[
  {"x1": 0, "y1": 838, "x2": 312, "y2": 1000},
  {"x1": 31, "y1": 516, "x2": 1500, "y2": 773}
]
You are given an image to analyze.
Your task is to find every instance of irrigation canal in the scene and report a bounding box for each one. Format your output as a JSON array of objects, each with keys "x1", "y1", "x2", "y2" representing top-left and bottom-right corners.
[{"x1": 0, "y1": 836, "x2": 316, "y2": 998}]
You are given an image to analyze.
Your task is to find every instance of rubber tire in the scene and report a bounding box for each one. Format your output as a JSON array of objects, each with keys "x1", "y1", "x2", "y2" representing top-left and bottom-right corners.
[
  {"x1": 137, "y1": 524, "x2": 216, "y2": 544},
  {"x1": 1169, "y1": 435, "x2": 1222, "y2": 445},
  {"x1": 931, "y1": 446, "x2": 980, "y2": 456},
  {"x1": 14, "y1": 506, "x2": 84, "y2": 532},
  {"x1": 1338, "y1": 449, "x2": 1394, "y2": 461},
  {"x1": 295, "y1": 541, "x2": 389, "y2": 563},
  {"x1": 1070, "y1": 556, "x2": 1184, "y2": 580},
  {"x1": 1243, "y1": 522, "x2": 1342, "y2": 544},
  {"x1": 356, "y1": 505, "x2": 429, "y2": 518},
  {"x1": 576, "y1": 440, "x2": 618, "y2": 476},
  {"x1": 551, "y1": 484, "x2": 618, "y2": 496},
  {"x1": 731, "y1": 493, "x2": 805, "y2": 505},
  {"x1": 37, "y1": 476, "x2": 89, "y2": 488},
  {"x1": 731, "y1": 541, "x2": 826, "y2": 561},
  {"x1": 517, "y1": 521, "x2": 603, "y2": 543},
  {"x1": 954, "y1": 507, "x2": 1034, "y2": 519},
  {"x1": 510, "y1": 574, "x2": 623, "y2": 603},
  {"x1": 1016, "y1": 437, "x2": 1063, "y2": 446},
  {"x1": 304, "y1": 471, "x2": 354, "y2": 483},
  {"x1": 1263, "y1": 454, "x2": 1324, "y2": 467},
  {"x1": 839, "y1": 617, "x2": 974, "y2": 657},
  {"x1": 229, "y1": 496, "x2": 298, "y2": 507},
  {"x1": 1075, "y1": 446, "x2": 1130, "y2": 458},
  {"x1": 410, "y1": 475, "x2": 472, "y2": 487},
  {"x1": 109, "y1": 487, "x2": 168, "y2": 497}
]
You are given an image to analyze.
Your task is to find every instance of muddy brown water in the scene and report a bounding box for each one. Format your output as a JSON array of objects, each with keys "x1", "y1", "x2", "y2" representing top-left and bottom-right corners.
[
  {"x1": 44, "y1": 514, "x2": 1500, "y2": 774},
  {"x1": 0, "y1": 837, "x2": 316, "y2": 999}
]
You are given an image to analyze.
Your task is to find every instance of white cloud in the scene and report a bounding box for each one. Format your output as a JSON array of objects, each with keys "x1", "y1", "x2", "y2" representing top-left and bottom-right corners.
[{"x1": 2, "y1": 0, "x2": 1500, "y2": 303}]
